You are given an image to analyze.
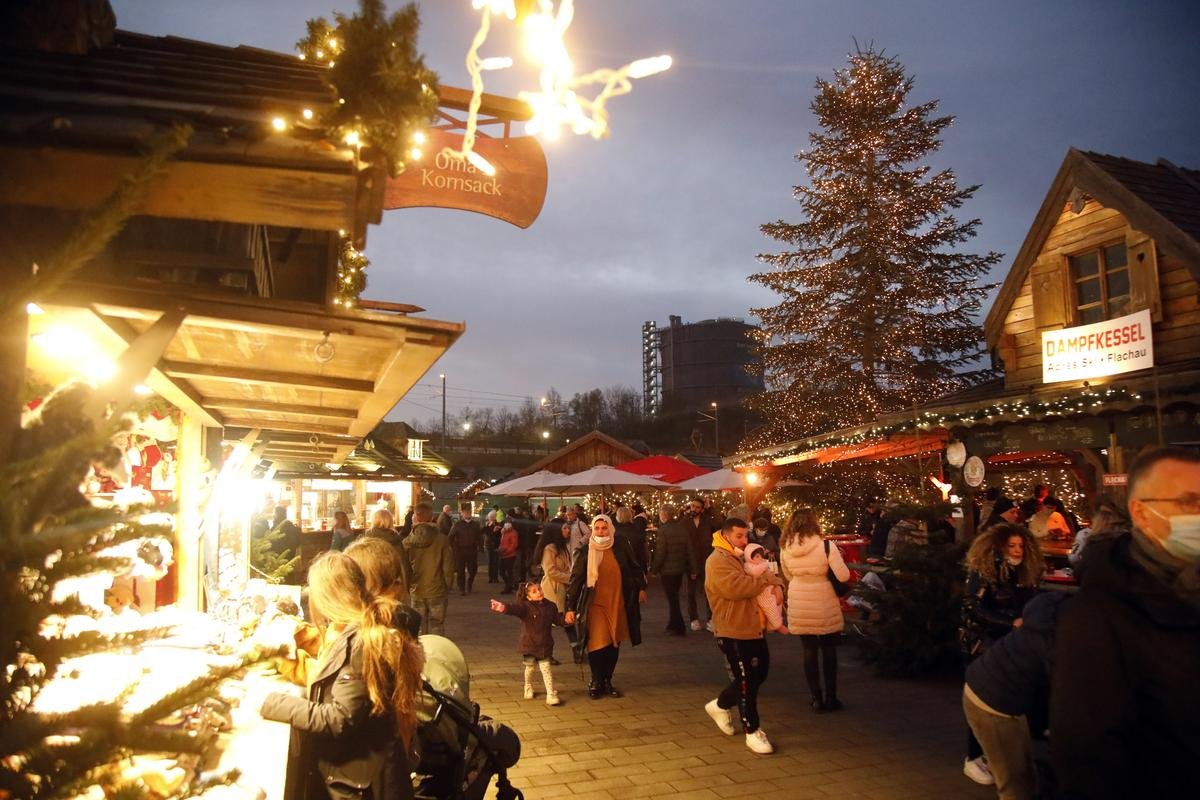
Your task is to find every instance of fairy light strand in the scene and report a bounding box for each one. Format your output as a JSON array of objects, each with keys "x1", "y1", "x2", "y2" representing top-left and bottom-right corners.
[{"x1": 441, "y1": 0, "x2": 671, "y2": 174}]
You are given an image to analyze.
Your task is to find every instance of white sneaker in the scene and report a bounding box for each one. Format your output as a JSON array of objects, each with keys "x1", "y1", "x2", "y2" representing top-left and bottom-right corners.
[
  {"x1": 963, "y1": 757, "x2": 994, "y2": 786},
  {"x1": 705, "y1": 620, "x2": 714, "y2": 632},
  {"x1": 704, "y1": 699, "x2": 736, "y2": 735},
  {"x1": 545, "y1": 692, "x2": 560, "y2": 706},
  {"x1": 689, "y1": 619, "x2": 702, "y2": 631},
  {"x1": 523, "y1": 685, "x2": 535, "y2": 700},
  {"x1": 745, "y1": 729, "x2": 774, "y2": 754}
]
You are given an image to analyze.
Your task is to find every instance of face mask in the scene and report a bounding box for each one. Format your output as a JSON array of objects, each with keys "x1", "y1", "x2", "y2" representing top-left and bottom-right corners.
[
  {"x1": 1148, "y1": 508, "x2": 1200, "y2": 561},
  {"x1": 592, "y1": 535, "x2": 612, "y2": 546},
  {"x1": 1004, "y1": 555, "x2": 1023, "y2": 566}
]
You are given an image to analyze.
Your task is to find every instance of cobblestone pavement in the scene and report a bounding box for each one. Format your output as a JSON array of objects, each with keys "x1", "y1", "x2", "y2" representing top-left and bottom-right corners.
[{"x1": 438, "y1": 574, "x2": 992, "y2": 800}]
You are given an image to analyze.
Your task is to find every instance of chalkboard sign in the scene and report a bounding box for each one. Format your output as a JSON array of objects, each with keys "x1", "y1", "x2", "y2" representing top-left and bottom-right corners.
[
  {"x1": 962, "y1": 418, "x2": 1109, "y2": 455},
  {"x1": 1115, "y1": 407, "x2": 1200, "y2": 448}
]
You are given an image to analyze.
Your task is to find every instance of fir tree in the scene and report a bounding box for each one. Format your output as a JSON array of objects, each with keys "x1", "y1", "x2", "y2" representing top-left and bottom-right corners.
[
  {"x1": 250, "y1": 524, "x2": 300, "y2": 583},
  {"x1": 746, "y1": 45, "x2": 1000, "y2": 448},
  {"x1": 0, "y1": 124, "x2": 272, "y2": 798}
]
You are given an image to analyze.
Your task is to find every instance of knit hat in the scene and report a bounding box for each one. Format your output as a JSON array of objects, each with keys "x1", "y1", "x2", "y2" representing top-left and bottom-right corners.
[{"x1": 992, "y1": 497, "x2": 1017, "y2": 518}]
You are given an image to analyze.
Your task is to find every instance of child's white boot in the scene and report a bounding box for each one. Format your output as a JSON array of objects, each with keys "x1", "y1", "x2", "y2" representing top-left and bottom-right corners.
[
  {"x1": 539, "y1": 660, "x2": 560, "y2": 705},
  {"x1": 523, "y1": 664, "x2": 536, "y2": 700}
]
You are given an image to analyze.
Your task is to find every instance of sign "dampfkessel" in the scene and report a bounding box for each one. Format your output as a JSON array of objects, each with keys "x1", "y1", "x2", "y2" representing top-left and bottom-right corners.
[{"x1": 1041, "y1": 308, "x2": 1154, "y2": 384}]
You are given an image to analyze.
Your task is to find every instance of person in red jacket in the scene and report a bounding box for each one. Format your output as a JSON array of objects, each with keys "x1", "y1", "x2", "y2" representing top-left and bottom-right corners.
[{"x1": 498, "y1": 521, "x2": 519, "y2": 594}]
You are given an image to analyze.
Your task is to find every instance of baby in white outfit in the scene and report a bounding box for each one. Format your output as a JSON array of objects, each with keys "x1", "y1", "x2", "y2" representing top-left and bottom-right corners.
[{"x1": 743, "y1": 543, "x2": 788, "y2": 634}]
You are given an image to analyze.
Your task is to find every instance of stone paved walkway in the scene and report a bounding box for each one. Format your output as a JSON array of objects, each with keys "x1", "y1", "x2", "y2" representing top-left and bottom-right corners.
[{"x1": 438, "y1": 575, "x2": 992, "y2": 800}]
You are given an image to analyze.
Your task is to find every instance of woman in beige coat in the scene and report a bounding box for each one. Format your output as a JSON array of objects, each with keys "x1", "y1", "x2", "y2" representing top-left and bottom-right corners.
[
  {"x1": 780, "y1": 508, "x2": 850, "y2": 713},
  {"x1": 536, "y1": 522, "x2": 573, "y2": 611}
]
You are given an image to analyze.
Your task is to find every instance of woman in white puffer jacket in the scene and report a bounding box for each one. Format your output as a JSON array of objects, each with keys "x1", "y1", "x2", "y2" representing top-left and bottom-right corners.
[{"x1": 779, "y1": 508, "x2": 850, "y2": 713}]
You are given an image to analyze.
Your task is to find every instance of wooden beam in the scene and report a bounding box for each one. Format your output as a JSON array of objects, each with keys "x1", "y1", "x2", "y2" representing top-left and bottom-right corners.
[
  {"x1": 221, "y1": 417, "x2": 352, "y2": 436},
  {"x1": 1, "y1": 145, "x2": 359, "y2": 233},
  {"x1": 234, "y1": 428, "x2": 359, "y2": 444},
  {"x1": 438, "y1": 84, "x2": 533, "y2": 121},
  {"x1": 94, "y1": 312, "x2": 222, "y2": 428},
  {"x1": 203, "y1": 398, "x2": 359, "y2": 419},
  {"x1": 160, "y1": 360, "x2": 374, "y2": 393}
]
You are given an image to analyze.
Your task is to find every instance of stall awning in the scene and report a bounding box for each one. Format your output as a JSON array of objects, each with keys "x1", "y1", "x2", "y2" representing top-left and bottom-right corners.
[
  {"x1": 31, "y1": 282, "x2": 463, "y2": 463},
  {"x1": 266, "y1": 433, "x2": 461, "y2": 481}
]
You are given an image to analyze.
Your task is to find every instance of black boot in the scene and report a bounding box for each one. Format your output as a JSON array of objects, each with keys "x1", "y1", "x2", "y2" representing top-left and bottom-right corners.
[
  {"x1": 824, "y1": 692, "x2": 843, "y2": 712},
  {"x1": 811, "y1": 694, "x2": 827, "y2": 713},
  {"x1": 587, "y1": 681, "x2": 603, "y2": 700},
  {"x1": 604, "y1": 677, "x2": 621, "y2": 698}
]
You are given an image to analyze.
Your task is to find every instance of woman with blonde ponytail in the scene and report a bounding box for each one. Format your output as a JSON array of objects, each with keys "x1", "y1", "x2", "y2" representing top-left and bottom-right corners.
[{"x1": 260, "y1": 551, "x2": 422, "y2": 800}]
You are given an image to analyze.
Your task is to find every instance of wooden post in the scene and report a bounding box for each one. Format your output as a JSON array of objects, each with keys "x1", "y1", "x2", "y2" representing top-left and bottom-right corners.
[
  {"x1": 0, "y1": 311, "x2": 28, "y2": 465},
  {"x1": 175, "y1": 414, "x2": 205, "y2": 611}
]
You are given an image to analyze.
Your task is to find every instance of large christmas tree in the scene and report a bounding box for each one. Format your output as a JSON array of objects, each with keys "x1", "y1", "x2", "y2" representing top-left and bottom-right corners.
[{"x1": 745, "y1": 45, "x2": 999, "y2": 448}]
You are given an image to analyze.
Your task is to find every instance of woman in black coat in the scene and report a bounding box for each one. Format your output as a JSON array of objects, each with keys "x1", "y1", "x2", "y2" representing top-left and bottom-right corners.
[
  {"x1": 260, "y1": 552, "x2": 424, "y2": 800},
  {"x1": 958, "y1": 523, "x2": 1043, "y2": 785},
  {"x1": 565, "y1": 514, "x2": 646, "y2": 699}
]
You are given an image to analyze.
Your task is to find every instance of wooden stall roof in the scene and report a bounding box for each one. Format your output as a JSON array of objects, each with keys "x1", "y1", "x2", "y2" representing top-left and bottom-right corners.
[
  {"x1": 517, "y1": 431, "x2": 645, "y2": 477},
  {"x1": 31, "y1": 282, "x2": 463, "y2": 464},
  {"x1": 266, "y1": 432, "x2": 461, "y2": 481},
  {"x1": 984, "y1": 149, "x2": 1200, "y2": 348},
  {"x1": 734, "y1": 366, "x2": 1200, "y2": 473},
  {"x1": 0, "y1": 30, "x2": 532, "y2": 245}
]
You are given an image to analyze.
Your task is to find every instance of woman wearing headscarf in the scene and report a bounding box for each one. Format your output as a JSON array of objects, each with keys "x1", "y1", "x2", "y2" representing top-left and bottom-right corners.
[
  {"x1": 565, "y1": 514, "x2": 646, "y2": 699},
  {"x1": 259, "y1": 551, "x2": 424, "y2": 800},
  {"x1": 959, "y1": 523, "x2": 1043, "y2": 785}
]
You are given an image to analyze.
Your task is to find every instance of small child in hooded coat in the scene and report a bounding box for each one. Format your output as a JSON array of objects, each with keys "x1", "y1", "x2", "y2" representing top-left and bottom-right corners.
[
  {"x1": 744, "y1": 543, "x2": 788, "y2": 634},
  {"x1": 491, "y1": 582, "x2": 574, "y2": 705}
]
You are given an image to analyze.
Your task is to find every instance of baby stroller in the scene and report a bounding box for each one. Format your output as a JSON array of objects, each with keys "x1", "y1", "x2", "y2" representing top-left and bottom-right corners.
[{"x1": 412, "y1": 634, "x2": 523, "y2": 800}]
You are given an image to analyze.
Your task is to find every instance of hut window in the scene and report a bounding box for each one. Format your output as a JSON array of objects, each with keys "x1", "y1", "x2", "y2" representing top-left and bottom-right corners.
[{"x1": 1070, "y1": 243, "x2": 1130, "y2": 324}]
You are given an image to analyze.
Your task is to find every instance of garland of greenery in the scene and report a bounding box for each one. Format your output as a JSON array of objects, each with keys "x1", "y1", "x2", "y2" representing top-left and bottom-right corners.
[
  {"x1": 298, "y1": 0, "x2": 439, "y2": 177},
  {"x1": 335, "y1": 235, "x2": 370, "y2": 307}
]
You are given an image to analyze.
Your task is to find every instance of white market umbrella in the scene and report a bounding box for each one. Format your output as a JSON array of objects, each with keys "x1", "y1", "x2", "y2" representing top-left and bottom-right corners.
[
  {"x1": 477, "y1": 470, "x2": 567, "y2": 496},
  {"x1": 538, "y1": 465, "x2": 675, "y2": 496},
  {"x1": 672, "y1": 467, "x2": 750, "y2": 493}
]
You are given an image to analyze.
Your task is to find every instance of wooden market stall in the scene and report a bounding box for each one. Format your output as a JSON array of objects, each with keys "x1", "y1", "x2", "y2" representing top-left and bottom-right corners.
[{"x1": 734, "y1": 149, "x2": 1200, "y2": 546}]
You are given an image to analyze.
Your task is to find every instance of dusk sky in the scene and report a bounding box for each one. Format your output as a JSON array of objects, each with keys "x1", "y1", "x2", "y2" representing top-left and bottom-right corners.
[{"x1": 111, "y1": 0, "x2": 1200, "y2": 428}]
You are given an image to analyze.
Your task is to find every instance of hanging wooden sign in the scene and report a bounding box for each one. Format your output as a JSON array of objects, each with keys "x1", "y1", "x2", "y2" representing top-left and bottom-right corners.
[{"x1": 383, "y1": 129, "x2": 548, "y2": 229}]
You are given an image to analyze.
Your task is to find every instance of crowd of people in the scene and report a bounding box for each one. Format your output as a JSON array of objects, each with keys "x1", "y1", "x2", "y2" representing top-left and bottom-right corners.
[
  {"x1": 952, "y1": 447, "x2": 1200, "y2": 799},
  {"x1": 250, "y1": 445, "x2": 1199, "y2": 799}
]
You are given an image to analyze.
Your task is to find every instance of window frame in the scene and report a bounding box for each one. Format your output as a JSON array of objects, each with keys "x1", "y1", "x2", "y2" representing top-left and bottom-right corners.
[{"x1": 1068, "y1": 240, "x2": 1130, "y2": 325}]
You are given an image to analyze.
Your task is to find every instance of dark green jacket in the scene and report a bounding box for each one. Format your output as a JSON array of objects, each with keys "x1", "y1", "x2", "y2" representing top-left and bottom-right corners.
[
  {"x1": 650, "y1": 518, "x2": 697, "y2": 577},
  {"x1": 402, "y1": 522, "x2": 455, "y2": 599}
]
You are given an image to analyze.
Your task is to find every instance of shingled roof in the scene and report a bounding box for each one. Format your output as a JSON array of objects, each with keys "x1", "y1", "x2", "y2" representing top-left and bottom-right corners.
[{"x1": 984, "y1": 148, "x2": 1200, "y2": 347}]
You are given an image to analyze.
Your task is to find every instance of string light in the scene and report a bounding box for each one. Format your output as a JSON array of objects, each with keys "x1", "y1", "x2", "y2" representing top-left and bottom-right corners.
[
  {"x1": 441, "y1": 0, "x2": 671, "y2": 173},
  {"x1": 271, "y1": 116, "x2": 287, "y2": 132}
]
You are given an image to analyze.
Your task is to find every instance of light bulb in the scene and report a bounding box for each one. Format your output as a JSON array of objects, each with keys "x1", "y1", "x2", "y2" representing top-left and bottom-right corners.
[
  {"x1": 466, "y1": 150, "x2": 496, "y2": 176},
  {"x1": 271, "y1": 117, "x2": 287, "y2": 132},
  {"x1": 627, "y1": 55, "x2": 672, "y2": 79}
]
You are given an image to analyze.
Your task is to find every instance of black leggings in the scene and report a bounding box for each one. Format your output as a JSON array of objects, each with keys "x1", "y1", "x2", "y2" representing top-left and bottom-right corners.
[
  {"x1": 716, "y1": 637, "x2": 770, "y2": 733},
  {"x1": 587, "y1": 644, "x2": 620, "y2": 685},
  {"x1": 800, "y1": 633, "x2": 839, "y2": 700}
]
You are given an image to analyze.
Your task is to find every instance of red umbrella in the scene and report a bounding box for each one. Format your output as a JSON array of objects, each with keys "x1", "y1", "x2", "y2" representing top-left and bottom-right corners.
[{"x1": 615, "y1": 455, "x2": 710, "y2": 485}]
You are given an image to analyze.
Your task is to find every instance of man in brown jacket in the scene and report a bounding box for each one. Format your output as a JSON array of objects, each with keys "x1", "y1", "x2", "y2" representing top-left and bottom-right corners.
[{"x1": 704, "y1": 517, "x2": 784, "y2": 755}]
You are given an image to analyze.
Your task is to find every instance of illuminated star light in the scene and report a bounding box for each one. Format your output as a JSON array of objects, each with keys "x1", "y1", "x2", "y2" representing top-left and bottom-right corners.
[{"x1": 440, "y1": 0, "x2": 671, "y2": 175}]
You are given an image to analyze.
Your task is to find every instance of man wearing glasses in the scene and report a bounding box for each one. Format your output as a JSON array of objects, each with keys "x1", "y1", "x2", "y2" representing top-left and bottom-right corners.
[{"x1": 1051, "y1": 447, "x2": 1200, "y2": 799}]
